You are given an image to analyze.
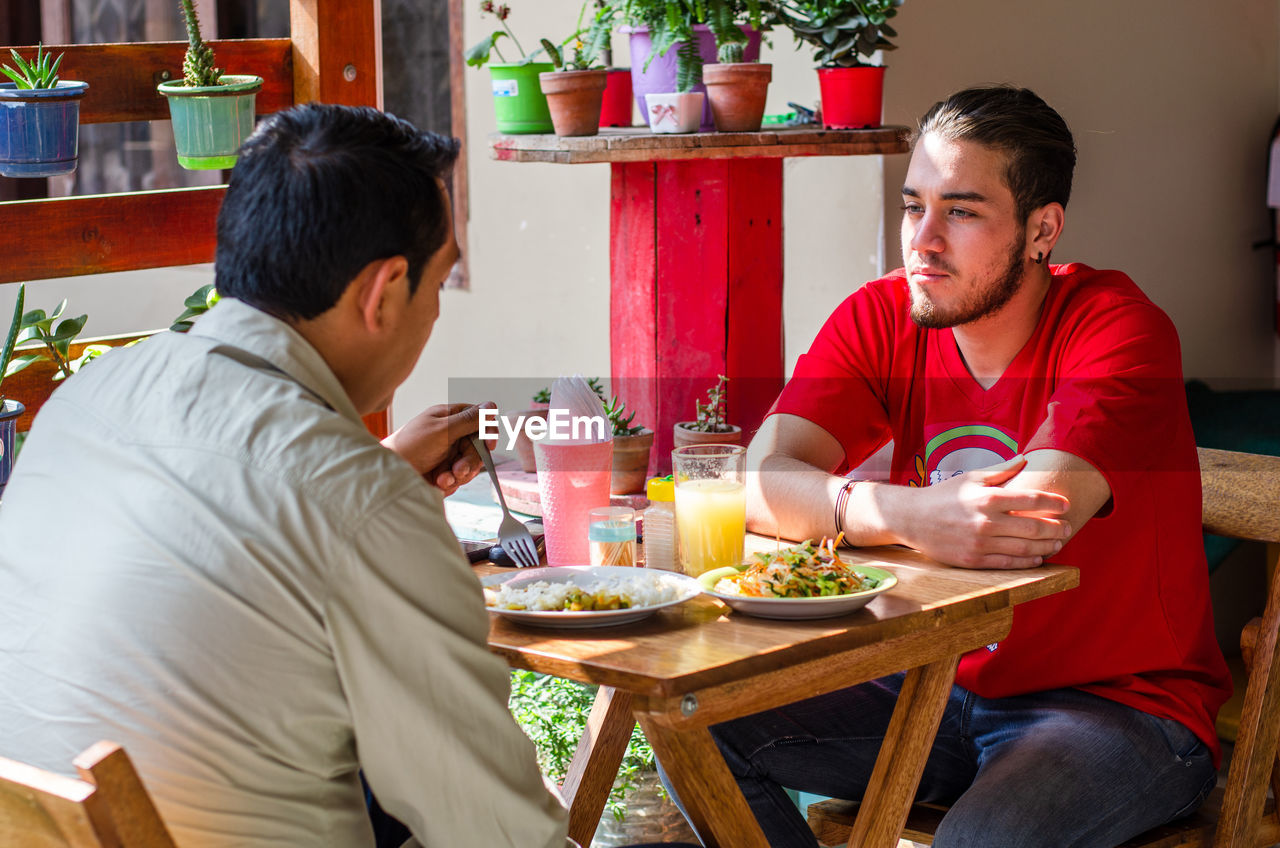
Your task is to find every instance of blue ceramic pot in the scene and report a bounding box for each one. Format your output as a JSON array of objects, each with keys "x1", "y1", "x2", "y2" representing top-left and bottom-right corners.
[
  {"x1": 0, "y1": 80, "x2": 89, "y2": 178},
  {"x1": 0, "y1": 398, "x2": 24, "y2": 499}
]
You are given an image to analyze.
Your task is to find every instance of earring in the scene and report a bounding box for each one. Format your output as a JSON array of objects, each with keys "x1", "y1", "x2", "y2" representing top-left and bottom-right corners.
[{"x1": 1034, "y1": 251, "x2": 1043, "y2": 265}]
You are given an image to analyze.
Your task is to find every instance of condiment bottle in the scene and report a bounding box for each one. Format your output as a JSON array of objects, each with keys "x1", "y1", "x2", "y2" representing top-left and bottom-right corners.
[{"x1": 643, "y1": 476, "x2": 678, "y2": 571}]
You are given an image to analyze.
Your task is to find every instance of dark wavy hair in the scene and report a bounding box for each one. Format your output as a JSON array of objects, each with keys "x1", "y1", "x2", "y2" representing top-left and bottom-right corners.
[
  {"x1": 215, "y1": 103, "x2": 460, "y2": 320},
  {"x1": 915, "y1": 86, "x2": 1076, "y2": 224}
]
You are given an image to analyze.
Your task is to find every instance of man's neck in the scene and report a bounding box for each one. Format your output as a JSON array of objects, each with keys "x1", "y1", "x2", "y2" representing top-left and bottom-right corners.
[{"x1": 951, "y1": 266, "x2": 1053, "y2": 390}]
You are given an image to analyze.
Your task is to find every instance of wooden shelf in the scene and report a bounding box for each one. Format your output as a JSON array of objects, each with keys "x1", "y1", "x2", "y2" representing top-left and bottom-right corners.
[{"x1": 490, "y1": 125, "x2": 910, "y2": 164}]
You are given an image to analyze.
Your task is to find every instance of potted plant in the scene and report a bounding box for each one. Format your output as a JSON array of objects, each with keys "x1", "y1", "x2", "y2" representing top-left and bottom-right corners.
[
  {"x1": 0, "y1": 44, "x2": 89, "y2": 178},
  {"x1": 602, "y1": 394, "x2": 653, "y2": 495},
  {"x1": 703, "y1": 41, "x2": 772, "y2": 133},
  {"x1": 537, "y1": 3, "x2": 613, "y2": 137},
  {"x1": 157, "y1": 0, "x2": 263, "y2": 170},
  {"x1": 466, "y1": 1, "x2": 558, "y2": 134},
  {"x1": 508, "y1": 671, "x2": 696, "y2": 844},
  {"x1": 610, "y1": 0, "x2": 765, "y2": 132},
  {"x1": 775, "y1": 0, "x2": 903, "y2": 129},
  {"x1": 673, "y1": 374, "x2": 742, "y2": 448}
]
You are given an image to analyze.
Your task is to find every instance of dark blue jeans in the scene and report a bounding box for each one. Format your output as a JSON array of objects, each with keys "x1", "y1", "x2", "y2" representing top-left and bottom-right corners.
[{"x1": 664, "y1": 673, "x2": 1217, "y2": 848}]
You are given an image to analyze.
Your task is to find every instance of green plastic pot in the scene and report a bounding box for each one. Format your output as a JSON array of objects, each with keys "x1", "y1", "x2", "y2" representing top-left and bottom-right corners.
[
  {"x1": 488, "y1": 63, "x2": 553, "y2": 134},
  {"x1": 157, "y1": 75, "x2": 263, "y2": 170}
]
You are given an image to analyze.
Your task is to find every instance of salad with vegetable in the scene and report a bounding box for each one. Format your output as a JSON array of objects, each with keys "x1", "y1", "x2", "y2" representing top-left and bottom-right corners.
[{"x1": 713, "y1": 536, "x2": 881, "y2": 599}]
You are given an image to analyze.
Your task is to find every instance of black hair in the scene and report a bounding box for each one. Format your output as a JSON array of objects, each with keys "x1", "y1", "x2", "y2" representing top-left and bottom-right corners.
[
  {"x1": 214, "y1": 103, "x2": 460, "y2": 320},
  {"x1": 915, "y1": 85, "x2": 1076, "y2": 224}
]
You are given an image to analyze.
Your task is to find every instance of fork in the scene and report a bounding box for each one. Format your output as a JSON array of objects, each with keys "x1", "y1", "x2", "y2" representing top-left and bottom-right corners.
[{"x1": 468, "y1": 434, "x2": 541, "y2": 567}]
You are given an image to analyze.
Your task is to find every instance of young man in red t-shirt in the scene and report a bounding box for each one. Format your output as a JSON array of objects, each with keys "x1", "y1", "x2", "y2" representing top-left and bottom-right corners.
[{"x1": 687, "y1": 87, "x2": 1231, "y2": 848}]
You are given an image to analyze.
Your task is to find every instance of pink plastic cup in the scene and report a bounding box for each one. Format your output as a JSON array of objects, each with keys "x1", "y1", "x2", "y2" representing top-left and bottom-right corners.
[{"x1": 534, "y1": 440, "x2": 613, "y2": 565}]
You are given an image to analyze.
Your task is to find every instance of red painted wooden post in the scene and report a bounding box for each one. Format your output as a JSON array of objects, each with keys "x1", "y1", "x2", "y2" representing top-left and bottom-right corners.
[
  {"x1": 726, "y1": 157, "x2": 785, "y2": 440},
  {"x1": 611, "y1": 158, "x2": 784, "y2": 474}
]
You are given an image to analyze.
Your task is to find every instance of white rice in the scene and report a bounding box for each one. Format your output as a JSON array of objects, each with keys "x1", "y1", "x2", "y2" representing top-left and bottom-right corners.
[{"x1": 488, "y1": 572, "x2": 685, "y2": 611}]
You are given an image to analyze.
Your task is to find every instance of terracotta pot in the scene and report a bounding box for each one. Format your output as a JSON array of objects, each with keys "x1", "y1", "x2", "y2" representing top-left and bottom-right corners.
[
  {"x1": 539, "y1": 69, "x2": 609, "y2": 137},
  {"x1": 611, "y1": 429, "x2": 654, "y2": 495},
  {"x1": 703, "y1": 63, "x2": 772, "y2": 132},
  {"x1": 672, "y1": 423, "x2": 742, "y2": 449},
  {"x1": 512, "y1": 407, "x2": 549, "y2": 472}
]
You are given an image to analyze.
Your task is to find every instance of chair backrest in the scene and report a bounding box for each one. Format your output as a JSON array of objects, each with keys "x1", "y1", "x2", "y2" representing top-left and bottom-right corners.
[
  {"x1": 1198, "y1": 448, "x2": 1280, "y2": 847},
  {"x1": 0, "y1": 741, "x2": 177, "y2": 848}
]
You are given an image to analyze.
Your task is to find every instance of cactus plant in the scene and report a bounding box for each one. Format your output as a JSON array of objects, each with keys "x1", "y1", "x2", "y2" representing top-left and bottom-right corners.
[{"x1": 178, "y1": 0, "x2": 222, "y2": 87}]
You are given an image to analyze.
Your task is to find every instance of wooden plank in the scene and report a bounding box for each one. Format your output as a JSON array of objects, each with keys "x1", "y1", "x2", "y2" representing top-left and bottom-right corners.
[
  {"x1": 490, "y1": 125, "x2": 911, "y2": 164},
  {"x1": 447, "y1": 0, "x2": 470, "y2": 288},
  {"x1": 655, "y1": 159, "x2": 729, "y2": 474},
  {"x1": 633, "y1": 609, "x2": 1010, "y2": 732},
  {"x1": 634, "y1": 716, "x2": 767, "y2": 848},
  {"x1": 289, "y1": 0, "x2": 379, "y2": 107},
  {"x1": 610, "y1": 163, "x2": 659, "y2": 472},
  {"x1": 848, "y1": 657, "x2": 959, "y2": 848},
  {"x1": 0, "y1": 187, "x2": 223, "y2": 284},
  {"x1": 1198, "y1": 447, "x2": 1280, "y2": 544},
  {"x1": 561, "y1": 687, "x2": 635, "y2": 848},
  {"x1": 725, "y1": 157, "x2": 784, "y2": 443},
  {"x1": 2, "y1": 40, "x2": 294, "y2": 124}
]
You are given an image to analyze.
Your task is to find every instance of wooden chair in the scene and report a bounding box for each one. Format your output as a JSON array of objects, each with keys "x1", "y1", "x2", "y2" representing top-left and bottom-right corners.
[
  {"x1": 0, "y1": 740, "x2": 177, "y2": 847},
  {"x1": 807, "y1": 446, "x2": 1280, "y2": 848}
]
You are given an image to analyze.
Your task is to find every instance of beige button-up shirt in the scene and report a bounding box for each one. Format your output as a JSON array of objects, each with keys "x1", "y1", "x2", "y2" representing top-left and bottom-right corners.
[{"x1": 0, "y1": 299, "x2": 566, "y2": 848}]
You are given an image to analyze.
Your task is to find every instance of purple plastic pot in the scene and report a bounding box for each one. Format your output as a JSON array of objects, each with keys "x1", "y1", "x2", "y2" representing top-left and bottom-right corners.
[{"x1": 624, "y1": 25, "x2": 761, "y2": 132}]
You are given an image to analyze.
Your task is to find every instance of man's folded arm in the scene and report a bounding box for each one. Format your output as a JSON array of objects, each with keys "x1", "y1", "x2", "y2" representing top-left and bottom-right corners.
[{"x1": 747, "y1": 414, "x2": 1091, "y2": 570}]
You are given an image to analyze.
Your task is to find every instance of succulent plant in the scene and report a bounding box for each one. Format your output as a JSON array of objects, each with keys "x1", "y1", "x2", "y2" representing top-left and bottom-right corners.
[
  {"x1": 179, "y1": 0, "x2": 222, "y2": 86},
  {"x1": 2, "y1": 44, "x2": 64, "y2": 90}
]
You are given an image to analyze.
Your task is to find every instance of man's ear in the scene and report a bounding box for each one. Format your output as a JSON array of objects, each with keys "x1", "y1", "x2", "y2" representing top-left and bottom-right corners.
[
  {"x1": 351, "y1": 256, "x2": 411, "y2": 334},
  {"x1": 1027, "y1": 203, "x2": 1065, "y2": 260}
]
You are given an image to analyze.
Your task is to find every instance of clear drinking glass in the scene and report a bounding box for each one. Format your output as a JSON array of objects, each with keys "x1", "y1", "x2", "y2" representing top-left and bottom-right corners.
[
  {"x1": 588, "y1": 506, "x2": 637, "y2": 567},
  {"x1": 672, "y1": 444, "x2": 746, "y2": 576}
]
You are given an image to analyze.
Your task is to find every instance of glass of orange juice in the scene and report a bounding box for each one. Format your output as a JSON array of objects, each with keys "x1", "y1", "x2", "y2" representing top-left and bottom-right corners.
[{"x1": 672, "y1": 444, "x2": 746, "y2": 577}]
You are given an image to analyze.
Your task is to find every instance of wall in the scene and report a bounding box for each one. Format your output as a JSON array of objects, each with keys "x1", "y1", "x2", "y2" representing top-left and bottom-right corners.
[{"x1": 880, "y1": 0, "x2": 1280, "y2": 388}]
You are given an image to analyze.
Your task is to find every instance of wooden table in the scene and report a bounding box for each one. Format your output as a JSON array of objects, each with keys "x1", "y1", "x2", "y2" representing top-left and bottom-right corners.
[
  {"x1": 491, "y1": 127, "x2": 910, "y2": 474},
  {"x1": 480, "y1": 539, "x2": 1078, "y2": 848}
]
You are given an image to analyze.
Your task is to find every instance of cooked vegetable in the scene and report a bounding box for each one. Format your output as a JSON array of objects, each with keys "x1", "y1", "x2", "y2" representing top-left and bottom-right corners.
[{"x1": 714, "y1": 537, "x2": 880, "y2": 599}]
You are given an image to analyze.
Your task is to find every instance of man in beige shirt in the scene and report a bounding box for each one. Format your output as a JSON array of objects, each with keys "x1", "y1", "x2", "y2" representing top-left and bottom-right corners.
[{"x1": 0, "y1": 104, "x2": 566, "y2": 847}]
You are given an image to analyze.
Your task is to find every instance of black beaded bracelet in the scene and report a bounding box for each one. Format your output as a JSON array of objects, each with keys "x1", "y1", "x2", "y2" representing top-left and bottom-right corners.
[{"x1": 834, "y1": 478, "x2": 859, "y2": 538}]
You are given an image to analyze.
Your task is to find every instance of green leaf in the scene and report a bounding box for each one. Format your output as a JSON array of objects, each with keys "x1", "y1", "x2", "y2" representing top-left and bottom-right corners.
[
  {"x1": 20, "y1": 309, "x2": 46, "y2": 326},
  {"x1": 52, "y1": 314, "x2": 88, "y2": 341},
  {"x1": 48, "y1": 299, "x2": 67, "y2": 321},
  {"x1": 5, "y1": 353, "x2": 46, "y2": 377},
  {"x1": 465, "y1": 32, "x2": 505, "y2": 68},
  {"x1": 0, "y1": 283, "x2": 25, "y2": 394}
]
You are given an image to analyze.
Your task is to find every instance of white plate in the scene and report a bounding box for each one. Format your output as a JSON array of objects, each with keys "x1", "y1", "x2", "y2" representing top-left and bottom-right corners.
[
  {"x1": 482, "y1": 565, "x2": 703, "y2": 629},
  {"x1": 698, "y1": 562, "x2": 897, "y2": 620}
]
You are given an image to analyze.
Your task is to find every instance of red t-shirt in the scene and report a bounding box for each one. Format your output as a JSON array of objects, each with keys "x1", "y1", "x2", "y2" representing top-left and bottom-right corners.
[{"x1": 773, "y1": 263, "x2": 1231, "y2": 761}]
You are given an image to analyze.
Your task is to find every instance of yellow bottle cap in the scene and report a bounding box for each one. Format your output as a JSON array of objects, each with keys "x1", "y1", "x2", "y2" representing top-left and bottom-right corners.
[{"x1": 646, "y1": 475, "x2": 675, "y2": 502}]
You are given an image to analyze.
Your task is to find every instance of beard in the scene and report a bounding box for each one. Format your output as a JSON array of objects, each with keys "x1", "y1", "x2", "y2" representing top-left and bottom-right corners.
[{"x1": 909, "y1": 237, "x2": 1027, "y2": 329}]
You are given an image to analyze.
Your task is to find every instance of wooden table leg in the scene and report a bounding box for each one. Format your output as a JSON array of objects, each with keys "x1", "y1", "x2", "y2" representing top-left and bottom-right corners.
[
  {"x1": 635, "y1": 714, "x2": 769, "y2": 848},
  {"x1": 847, "y1": 655, "x2": 961, "y2": 848},
  {"x1": 561, "y1": 686, "x2": 634, "y2": 848}
]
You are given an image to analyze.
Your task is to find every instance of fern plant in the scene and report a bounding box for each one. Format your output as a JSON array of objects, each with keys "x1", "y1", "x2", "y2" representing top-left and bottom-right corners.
[{"x1": 178, "y1": 0, "x2": 222, "y2": 86}]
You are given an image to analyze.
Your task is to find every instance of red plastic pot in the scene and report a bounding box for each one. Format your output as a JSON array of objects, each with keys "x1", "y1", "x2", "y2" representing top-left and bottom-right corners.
[
  {"x1": 599, "y1": 69, "x2": 633, "y2": 127},
  {"x1": 817, "y1": 66, "x2": 886, "y2": 129}
]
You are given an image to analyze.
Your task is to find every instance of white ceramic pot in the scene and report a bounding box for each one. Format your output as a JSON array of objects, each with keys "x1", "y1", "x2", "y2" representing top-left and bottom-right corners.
[{"x1": 644, "y1": 92, "x2": 704, "y2": 134}]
